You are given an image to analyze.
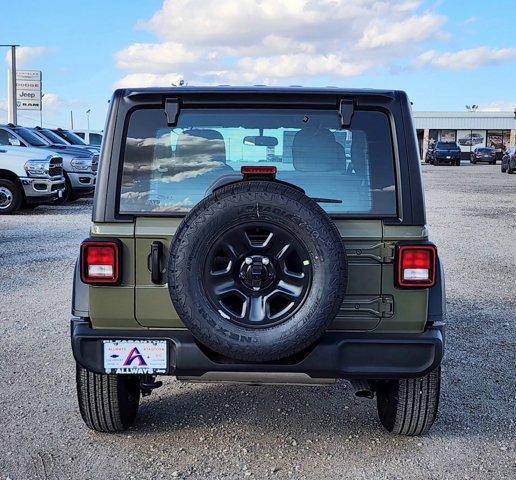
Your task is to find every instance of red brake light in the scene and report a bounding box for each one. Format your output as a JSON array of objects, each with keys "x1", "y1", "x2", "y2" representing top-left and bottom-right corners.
[
  {"x1": 396, "y1": 245, "x2": 437, "y2": 288},
  {"x1": 241, "y1": 166, "x2": 277, "y2": 177},
  {"x1": 80, "y1": 240, "x2": 121, "y2": 285}
]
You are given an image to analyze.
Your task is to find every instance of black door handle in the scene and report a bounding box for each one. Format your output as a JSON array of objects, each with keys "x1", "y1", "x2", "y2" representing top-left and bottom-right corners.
[{"x1": 149, "y1": 241, "x2": 164, "y2": 284}]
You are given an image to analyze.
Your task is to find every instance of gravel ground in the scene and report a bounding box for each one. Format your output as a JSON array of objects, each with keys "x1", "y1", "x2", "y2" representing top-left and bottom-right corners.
[{"x1": 1, "y1": 163, "x2": 515, "y2": 480}]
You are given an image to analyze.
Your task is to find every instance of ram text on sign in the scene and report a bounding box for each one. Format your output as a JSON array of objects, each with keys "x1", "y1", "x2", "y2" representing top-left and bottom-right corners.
[{"x1": 17, "y1": 100, "x2": 41, "y2": 110}]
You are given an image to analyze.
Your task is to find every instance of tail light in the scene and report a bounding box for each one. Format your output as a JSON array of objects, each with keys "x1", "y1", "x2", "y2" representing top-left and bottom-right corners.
[
  {"x1": 80, "y1": 240, "x2": 121, "y2": 285},
  {"x1": 396, "y1": 245, "x2": 437, "y2": 288}
]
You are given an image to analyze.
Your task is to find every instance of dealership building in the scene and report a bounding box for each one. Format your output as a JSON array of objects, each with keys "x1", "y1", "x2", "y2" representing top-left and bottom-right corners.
[{"x1": 413, "y1": 110, "x2": 516, "y2": 160}]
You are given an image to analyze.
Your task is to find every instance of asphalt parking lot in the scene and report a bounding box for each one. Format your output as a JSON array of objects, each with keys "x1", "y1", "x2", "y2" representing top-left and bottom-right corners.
[{"x1": 0, "y1": 162, "x2": 515, "y2": 480}]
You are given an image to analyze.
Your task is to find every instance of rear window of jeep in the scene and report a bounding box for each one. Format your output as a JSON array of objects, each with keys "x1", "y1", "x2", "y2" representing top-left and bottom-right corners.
[{"x1": 118, "y1": 108, "x2": 397, "y2": 216}]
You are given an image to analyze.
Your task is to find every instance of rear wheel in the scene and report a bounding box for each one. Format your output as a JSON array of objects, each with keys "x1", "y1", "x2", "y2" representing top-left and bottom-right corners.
[
  {"x1": 0, "y1": 179, "x2": 22, "y2": 215},
  {"x1": 376, "y1": 366, "x2": 441, "y2": 436},
  {"x1": 76, "y1": 363, "x2": 141, "y2": 432}
]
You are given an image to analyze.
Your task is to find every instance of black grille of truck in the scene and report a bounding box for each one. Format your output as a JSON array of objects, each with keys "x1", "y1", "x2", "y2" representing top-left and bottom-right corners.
[
  {"x1": 91, "y1": 154, "x2": 99, "y2": 173},
  {"x1": 48, "y1": 157, "x2": 63, "y2": 178}
]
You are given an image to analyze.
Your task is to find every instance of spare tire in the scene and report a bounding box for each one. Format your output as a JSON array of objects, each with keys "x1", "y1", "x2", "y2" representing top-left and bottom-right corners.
[{"x1": 168, "y1": 180, "x2": 347, "y2": 361}]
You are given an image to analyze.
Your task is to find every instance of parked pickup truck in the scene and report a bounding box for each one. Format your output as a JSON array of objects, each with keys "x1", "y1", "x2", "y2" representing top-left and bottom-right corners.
[
  {"x1": 429, "y1": 141, "x2": 461, "y2": 166},
  {"x1": 0, "y1": 124, "x2": 98, "y2": 202},
  {"x1": 0, "y1": 145, "x2": 64, "y2": 214}
]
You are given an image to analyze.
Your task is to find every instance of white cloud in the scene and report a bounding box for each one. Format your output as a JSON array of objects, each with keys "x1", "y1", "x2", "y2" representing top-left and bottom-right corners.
[
  {"x1": 42, "y1": 93, "x2": 63, "y2": 111},
  {"x1": 114, "y1": 0, "x2": 449, "y2": 86},
  {"x1": 232, "y1": 54, "x2": 372, "y2": 83},
  {"x1": 115, "y1": 42, "x2": 199, "y2": 73},
  {"x1": 4, "y1": 46, "x2": 46, "y2": 67},
  {"x1": 477, "y1": 101, "x2": 516, "y2": 112},
  {"x1": 414, "y1": 47, "x2": 516, "y2": 70},
  {"x1": 462, "y1": 16, "x2": 477, "y2": 26},
  {"x1": 114, "y1": 73, "x2": 185, "y2": 89},
  {"x1": 356, "y1": 13, "x2": 446, "y2": 50}
]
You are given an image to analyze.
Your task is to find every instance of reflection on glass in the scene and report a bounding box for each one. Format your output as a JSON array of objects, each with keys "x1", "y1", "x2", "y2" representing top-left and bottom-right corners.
[{"x1": 120, "y1": 109, "x2": 397, "y2": 216}]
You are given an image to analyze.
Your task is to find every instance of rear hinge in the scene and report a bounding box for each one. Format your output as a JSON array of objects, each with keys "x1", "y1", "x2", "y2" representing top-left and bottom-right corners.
[
  {"x1": 380, "y1": 242, "x2": 396, "y2": 263},
  {"x1": 340, "y1": 295, "x2": 394, "y2": 318},
  {"x1": 345, "y1": 242, "x2": 396, "y2": 263},
  {"x1": 339, "y1": 99, "x2": 355, "y2": 127},
  {"x1": 165, "y1": 98, "x2": 181, "y2": 126},
  {"x1": 377, "y1": 296, "x2": 394, "y2": 317}
]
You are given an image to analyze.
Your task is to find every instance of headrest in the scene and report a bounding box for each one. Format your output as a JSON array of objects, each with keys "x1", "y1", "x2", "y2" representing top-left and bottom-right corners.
[{"x1": 292, "y1": 127, "x2": 337, "y2": 172}]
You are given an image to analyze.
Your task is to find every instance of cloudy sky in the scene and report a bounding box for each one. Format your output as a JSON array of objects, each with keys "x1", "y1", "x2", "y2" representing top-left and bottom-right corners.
[{"x1": 1, "y1": 0, "x2": 515, "y2": 130}]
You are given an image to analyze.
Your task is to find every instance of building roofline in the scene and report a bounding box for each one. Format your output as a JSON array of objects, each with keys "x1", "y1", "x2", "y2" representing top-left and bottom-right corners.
[{"x1": 413, "y1": 111, "x2": 515, "y2": 118}]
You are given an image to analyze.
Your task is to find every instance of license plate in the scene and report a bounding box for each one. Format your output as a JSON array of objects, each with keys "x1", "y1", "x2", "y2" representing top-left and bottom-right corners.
[
  {"x1": 103, "y1": 340, "x2": 167, "y2": 374},
  {"x1": 446, "y1": 156, "x2": 451, "y2": 159}
]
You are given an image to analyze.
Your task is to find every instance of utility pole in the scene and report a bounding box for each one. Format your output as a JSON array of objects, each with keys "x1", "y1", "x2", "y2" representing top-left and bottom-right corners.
[
  {"x1": 40, "y1": 93, "x2": 44, "y2": 127},
  {"x1": 1, "y1": 44, "x2": 19, "y2": 124}
]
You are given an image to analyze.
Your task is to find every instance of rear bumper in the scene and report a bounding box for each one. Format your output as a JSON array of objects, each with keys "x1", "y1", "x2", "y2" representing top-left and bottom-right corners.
[{"x1": 71, "y1": 318, "x2": 445, "y2": 380}]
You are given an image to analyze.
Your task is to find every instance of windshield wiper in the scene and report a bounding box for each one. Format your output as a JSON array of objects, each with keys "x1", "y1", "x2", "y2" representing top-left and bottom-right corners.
[{"x1": 311, "y1": 197, "x2": 343, "y2": 204}]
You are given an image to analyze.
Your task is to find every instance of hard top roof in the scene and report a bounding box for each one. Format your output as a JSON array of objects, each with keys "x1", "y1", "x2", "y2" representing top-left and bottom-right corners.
[{"x1": 120, "y1": 85, "x2": 399, "y2": 97}]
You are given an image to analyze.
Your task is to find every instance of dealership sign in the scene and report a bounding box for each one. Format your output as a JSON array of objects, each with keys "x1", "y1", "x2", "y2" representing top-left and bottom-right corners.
[{"x1": 16, "y1": 70, "x2": 42, "y2": 111}]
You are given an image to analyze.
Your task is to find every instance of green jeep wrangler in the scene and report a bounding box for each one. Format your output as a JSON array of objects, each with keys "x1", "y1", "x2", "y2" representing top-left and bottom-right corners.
[{"x1": 71, "y1": 87, "x2": 445, "y2": 436}]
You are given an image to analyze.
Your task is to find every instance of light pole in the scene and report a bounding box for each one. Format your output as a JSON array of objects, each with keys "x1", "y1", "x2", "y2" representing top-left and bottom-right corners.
[
  {"x1": 40, "y1": 92, "x2": 44, "y2": 127},
  {"x1": 0, "y1": 44, "x2": 19, "y2": 124},
  {"x1": 86, "y1": 109, "x2": 90, "y2": 131}
]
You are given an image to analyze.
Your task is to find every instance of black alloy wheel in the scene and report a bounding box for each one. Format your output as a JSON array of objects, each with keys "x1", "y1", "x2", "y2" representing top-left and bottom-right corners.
[{"x1": 203, "y1": 222, "x2": 312, "y2": 329}]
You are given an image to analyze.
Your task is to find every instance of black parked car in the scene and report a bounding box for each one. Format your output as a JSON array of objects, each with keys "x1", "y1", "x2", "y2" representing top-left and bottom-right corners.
[
  {"x1": 501, "y1": 147, "x2": 516, "y2": 174},
  {"x1": 470, "y1": 147, "x2": 496, "y2": 165},
  {"x1": 429, "y1": 141, "x2": 461, "y2": 166}
]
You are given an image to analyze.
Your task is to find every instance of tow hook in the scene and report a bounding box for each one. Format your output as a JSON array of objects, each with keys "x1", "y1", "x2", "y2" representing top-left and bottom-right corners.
[{"x1": 140, "y1": 375, "x2": 163, "y2": 397}]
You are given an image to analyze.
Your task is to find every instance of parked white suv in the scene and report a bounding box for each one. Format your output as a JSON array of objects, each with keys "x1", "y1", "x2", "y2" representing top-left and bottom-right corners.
[{"x1": 0, "y1": 145, "x2": 65, "y2": 214}]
